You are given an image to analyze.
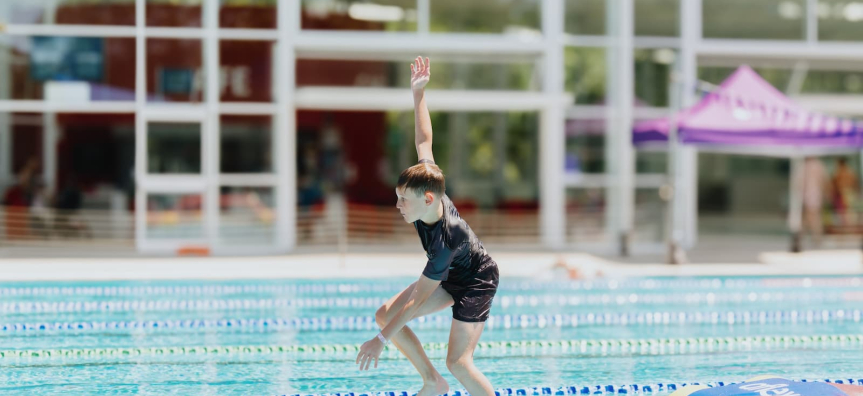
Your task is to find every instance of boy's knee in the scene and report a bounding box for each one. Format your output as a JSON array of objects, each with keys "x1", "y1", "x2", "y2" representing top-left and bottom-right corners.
[
  {"x1": 375, "y1": 306, "x2": 388, "y2": 327},
  {"x1": 446, "y1": 356, "x2": 471, "y2": 374}
]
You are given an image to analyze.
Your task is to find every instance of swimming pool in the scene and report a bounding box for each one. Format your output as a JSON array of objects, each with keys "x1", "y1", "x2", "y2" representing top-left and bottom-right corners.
[{"x1": 0, "y1": 276, "x2": 861, "y2": 395}]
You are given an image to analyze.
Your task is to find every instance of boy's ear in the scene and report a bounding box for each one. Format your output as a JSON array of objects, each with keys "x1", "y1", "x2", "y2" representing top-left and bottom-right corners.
[{"x1": 424, "y1": 191, "x2": 435, "y2": 205}]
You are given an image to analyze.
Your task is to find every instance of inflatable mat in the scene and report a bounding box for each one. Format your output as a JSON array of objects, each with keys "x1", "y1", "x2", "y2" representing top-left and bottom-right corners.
[{"x1": 671, "y1": 376, "x2": 863, "y2": 396}]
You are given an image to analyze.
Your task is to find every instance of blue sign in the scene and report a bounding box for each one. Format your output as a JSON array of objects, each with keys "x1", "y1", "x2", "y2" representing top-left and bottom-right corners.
[
  {"x1": 158, "y1": 68, "x2": 195, "y2": 95},
  {"x1": 30, "y1": 37, "x2": 104, "y2": 82}
]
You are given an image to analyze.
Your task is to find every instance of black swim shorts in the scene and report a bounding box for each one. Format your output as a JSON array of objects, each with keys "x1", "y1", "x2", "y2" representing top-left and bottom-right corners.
[{"x1": 440, "y1": 260, "x2": 499, "y2": 323}]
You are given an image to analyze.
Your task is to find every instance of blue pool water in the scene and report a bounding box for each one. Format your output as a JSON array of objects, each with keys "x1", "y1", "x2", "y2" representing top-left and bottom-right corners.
[{"x1": 0, "y1": 276, "x2": 861, "y2": 395}]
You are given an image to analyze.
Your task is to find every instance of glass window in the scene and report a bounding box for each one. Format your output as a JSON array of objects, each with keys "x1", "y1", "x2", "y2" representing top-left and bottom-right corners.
[
  {"x1": 634, "y1": 187, "x2": 666, "y2": 242},
  {"x1": 802, "y1": 70, "x2": 863, "y2": 94},
  {"x1": 146, "y1": 193, "x2": 203, "y2": 239},
  {"x1": 422, "y1": 112, "x2": 538, "y2": 206},
  {"x1": 301, "y1": 0, "x2": 417, "y2": 31},
  {"x1": 504, "y1": 112, "x2": 539, "y2": 193},
  {"x1": 429, "y1": 0, "x2": 541, "y2": 35},
  {"x1": 564, "y1": 47, "x2": 606, "y2": 105},
  {"x1": 699, "y1": 66, "x2": 793, "y2": 89},
  {"x1": 0, "y1": 0, "x2": 136, "y2": 25},
  {"x1": 567, "y1": 120, "x2": 668, "y2": 177},
  {"x1": 703, "y1": 65, "x2": 863, "y2": 95},
  {"x1": 565, "y1": 132, "x2": 605, "y2": 174},
  {"x1": 0, "y1": 112, "x2": 137, "y2": 242},
  {"x1": 636, "y1": 150, "x2": 668, "y2": 174},
  {"x1": 635, "y1": 0, "x2": 679, "y2": 37},
  {"x1": 147, "y1": 39, "x2": 203, "y2": 103},
  {"x1": 220, "y1": 0, "x2": 276, "y2": 29},
  {"x1": 635, "y1": 48, "x2": 675, "y2": 107},
  {"x1": 298, "y1": 109, "x2": 537, "y2": 209},
  {"x1": 219, "y1": 186, "x2": 275, "y2": 244},
  {"x1": 296, "y1": 59, "x2": 393, "y2": 88},
  {"x1": 296, "y1": 58, "x2": 540, "y2": 91},
  {"x1": 565, "y1": 0, "x2": 606, "y2": 35},
  {"x1": 221, "y1": 115, "x2": 273, "y2": 173},
  {"x1": 1, "y1": 36, "x2": 136, "y2": 101},
  {"x1": 220, "y1": 41, "x2": 273, "y2": 102},
  {"x1": 147, "y1": 122, "x2": 201, "y2": 174},
  {"x1": 55, "y1": 113, "x2": 136, "y2": 194},
  {"x1": 147, "y1": 0, "x2": 202, "y2": 27},
  {"x1": 566, "y1": 187, "x2": 606, "y2": 244},
  {"x1": 464, "y1": 115, "x2": 496, "y2": 180},
  {"x1": 819, "y1": 0, "x2": 863, "y2": 41},
  {"x1": 4, "y1": 113, "x2": 43, "y2": 179},
  {"x1": 297, "y1": 110, "x2": 377, "y2": 206},
  {"x1": 703, "y1": 0, "x2": 806, "y2": 40},
  {"x1": 382, "y1": 111, "x2": 454, "y2": 183},
  {"x1": 427, "y1": 61, "x2": 539, "y2": 91}
]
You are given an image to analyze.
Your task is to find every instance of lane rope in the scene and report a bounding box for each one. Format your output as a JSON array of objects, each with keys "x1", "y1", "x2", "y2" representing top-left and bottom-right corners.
[
  {"x1": 280, "y1": 379, "x2": 863, "y2": 396},
  {"x1": 1, "y1": 277, "x2": 860, "y2": 296},
  {"x1": 2, "y1": 334, "x2": 861, "y2": 359},
  {"x1": 5, "y1": 291, "x2": 861, "y2": 314},
  {"x1": 2, "y1": 309, "x2": 862, "y2": 333}
]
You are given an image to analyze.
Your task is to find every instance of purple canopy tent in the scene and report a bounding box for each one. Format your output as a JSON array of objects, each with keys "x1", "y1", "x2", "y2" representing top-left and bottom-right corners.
[
  {"x1": 633, "y1": 65, "x2": 863, "y2": 154},
  {"x1": 632, "y1": 65, "x2": 863, "y2": 255}
]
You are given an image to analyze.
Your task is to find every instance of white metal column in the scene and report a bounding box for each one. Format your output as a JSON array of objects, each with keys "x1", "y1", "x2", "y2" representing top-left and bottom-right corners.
[
  {"x1": 787, "y1": 156, "x2": 804, "y2": 252},
  {"x1": 680, "y1": 0, "x2": 701, "y2": 250},
  {"x1": 135, "y1": 0, "x2": 212, "y2": 253},
  {"x1": 540, "y1": 0, "x2": 566, "y2": 249},
  {"x1": 0, "y1": 6, "x2": 9, "y2": 241},
  {"x1": 417, "y1": 0, "x2": 430, "y2": 35},
  {"x1": 806, "y1": 0, "x2": 818, "y2": 44},
  {"x1": 204, "y1": 0, "x2": 220, "y2": 245},
  {"x1": 0, "y1": 35, "x2": 10, "y2": 191},
  {"x1": 276, "y1": 1, "x2": 299, "y2": 251},
  {"x1": 608, "y1": 0, "x2": 635, "y2": 255},
  {"x1": 134, "y1": 0, "x2": 147, "y2": 250},
  {"x1": 0, "y1": 113, "x2": 9, "y2": 188},
  {"x1": 42, "y1": 112, "x2": 57, "y2": 191}
]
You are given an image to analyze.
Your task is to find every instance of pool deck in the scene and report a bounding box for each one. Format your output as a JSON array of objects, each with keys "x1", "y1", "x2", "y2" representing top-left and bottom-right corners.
[{"x1": 0, "y1": 249, "x2": 860, "y2": 281}]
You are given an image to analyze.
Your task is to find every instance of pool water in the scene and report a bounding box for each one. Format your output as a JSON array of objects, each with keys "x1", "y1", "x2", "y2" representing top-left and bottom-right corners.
[{"x1": 0, "y1": 276, "x2": 861, "y2": 395}]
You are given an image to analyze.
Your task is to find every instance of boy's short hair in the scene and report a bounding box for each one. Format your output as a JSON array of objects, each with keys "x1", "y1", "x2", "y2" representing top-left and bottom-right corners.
[{"x1": 397, "y1": 163, "x2": 445, "y2": 197}]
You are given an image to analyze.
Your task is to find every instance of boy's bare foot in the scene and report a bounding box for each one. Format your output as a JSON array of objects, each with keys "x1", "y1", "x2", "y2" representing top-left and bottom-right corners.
[{"x1": 416, "y1": 374, "x2": 449, "y2": 396}]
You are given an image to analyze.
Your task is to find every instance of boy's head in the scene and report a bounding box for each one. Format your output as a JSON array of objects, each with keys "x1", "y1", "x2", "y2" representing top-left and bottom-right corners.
[{"x1": 395, "y1": 163, "x2": 445, "y2": 223}]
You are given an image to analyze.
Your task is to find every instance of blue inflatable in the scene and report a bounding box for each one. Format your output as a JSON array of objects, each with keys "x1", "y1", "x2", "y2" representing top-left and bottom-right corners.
[{"x1": 671, "y1": 377, "x2": 863, "y2": 396}]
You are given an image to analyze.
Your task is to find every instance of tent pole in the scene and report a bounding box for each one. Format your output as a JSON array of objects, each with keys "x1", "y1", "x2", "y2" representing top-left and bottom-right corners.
[
  {"x1": 666, "y1": 71, "x2": 687, "y2": 264},
  {"x1": 859, "y1": 149, "x2": 863, "y2": 256},
  {"x1": 788, "y1": 155, "x2": 805, "y2": 253}
]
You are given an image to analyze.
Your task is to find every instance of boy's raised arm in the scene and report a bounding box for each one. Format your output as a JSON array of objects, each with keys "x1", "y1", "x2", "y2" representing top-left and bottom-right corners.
[{"x1": 411, "y1": 56, "x2": 434, "y2": 163}]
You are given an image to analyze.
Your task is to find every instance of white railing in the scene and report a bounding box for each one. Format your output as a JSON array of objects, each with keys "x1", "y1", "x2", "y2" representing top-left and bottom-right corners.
[
  {"x1": 295, "y1": 201, "x2": 665, "y2": 250},
  {"x1": 0, "y1": 206, "x2": 136, "y2": 254},
  {"x1": 0, "y1": 200, "x2": 665, "y2": 255}
]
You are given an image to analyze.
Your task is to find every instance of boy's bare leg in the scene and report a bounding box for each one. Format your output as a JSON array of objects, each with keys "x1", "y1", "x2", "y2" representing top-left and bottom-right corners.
[
  {"x1": 445, "y1": 319, "x2": 495, "y2": 396},
  {"x1": 377, "y1": 283, "x2": 454, "y2": 395}
]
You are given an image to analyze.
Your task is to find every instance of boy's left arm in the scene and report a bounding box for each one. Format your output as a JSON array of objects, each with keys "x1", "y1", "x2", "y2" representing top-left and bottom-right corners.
[{"x1": 356, "y1": 274, "x2": 441, "y2": 371}]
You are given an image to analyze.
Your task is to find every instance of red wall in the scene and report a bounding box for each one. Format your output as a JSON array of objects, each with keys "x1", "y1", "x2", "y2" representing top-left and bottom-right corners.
[{"x1": 12, "y1": 4, "x2": 393, "y2": 205}]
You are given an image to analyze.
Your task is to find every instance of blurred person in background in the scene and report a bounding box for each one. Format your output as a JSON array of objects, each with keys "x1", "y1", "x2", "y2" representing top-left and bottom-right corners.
[
  {"x1": 2, "y1": 157, "x2": 40, "y2": 240},
  {"x1": 831, "y1": 158, "x2": 859, "y2": 227},
  {"x1": 355, "y1": 57, "x2": 498, "y2": 396},
  {"x1": 54, "y1": 175, "x2": 86, "y2": 239},
  {"x1": 800, "y1": 157, "x2": 828, "y2": 246},
  {"x1": 28, "y1": 178, "x2": 52, "y2": 239}
]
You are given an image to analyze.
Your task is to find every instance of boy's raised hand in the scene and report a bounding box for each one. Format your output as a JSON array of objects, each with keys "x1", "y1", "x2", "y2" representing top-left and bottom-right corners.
[{"x1": 410, "y1": 56, "x2": 430, "y2": 92}]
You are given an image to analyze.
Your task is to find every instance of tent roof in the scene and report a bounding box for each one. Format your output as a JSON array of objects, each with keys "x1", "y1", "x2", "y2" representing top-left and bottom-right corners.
[{"x1": 633, "y1": 65, "x2": 863, "y2": 155}]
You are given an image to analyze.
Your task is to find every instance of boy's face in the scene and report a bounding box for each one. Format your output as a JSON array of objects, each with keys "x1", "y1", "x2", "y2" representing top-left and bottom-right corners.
[{"x1": 395, "y1": 186, "x2": 431, "y2": 223}]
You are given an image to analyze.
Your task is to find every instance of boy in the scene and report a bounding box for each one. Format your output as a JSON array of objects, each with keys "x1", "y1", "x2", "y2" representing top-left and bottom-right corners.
[{"x1": 355, "y1": 57, "x2": 499, "y2": 396}]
